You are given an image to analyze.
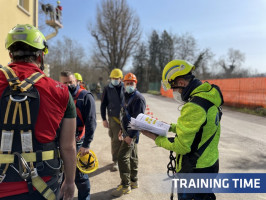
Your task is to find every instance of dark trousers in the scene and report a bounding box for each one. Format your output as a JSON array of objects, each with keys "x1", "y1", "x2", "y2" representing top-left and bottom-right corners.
[
  {"x1": 76, "y1": 144, "x2": 91, "y2": 200},
  {"x1": 178, "y1": 160, "x2": 219, "y2": 200}
]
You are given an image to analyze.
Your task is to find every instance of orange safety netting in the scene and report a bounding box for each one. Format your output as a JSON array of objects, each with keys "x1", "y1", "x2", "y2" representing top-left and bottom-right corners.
[{"x1": 160, "y1": 77, "x2": 266, "y2": 108}]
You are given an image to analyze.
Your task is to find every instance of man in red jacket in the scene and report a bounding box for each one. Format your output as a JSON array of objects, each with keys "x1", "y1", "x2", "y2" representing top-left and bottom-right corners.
[{"x1": 0, "y1": 24, "x2": 76, "y2": 200}]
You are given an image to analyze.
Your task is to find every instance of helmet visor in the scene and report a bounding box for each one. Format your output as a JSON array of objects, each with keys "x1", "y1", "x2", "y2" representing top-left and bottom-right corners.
[{"x1": 161, "y1": 80, "x2": 171, "y2": 91}]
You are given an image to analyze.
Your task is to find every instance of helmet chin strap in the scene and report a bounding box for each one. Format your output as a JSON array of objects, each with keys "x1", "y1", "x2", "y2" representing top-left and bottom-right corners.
[
  {"x1": 40, "y1": 55, "x2": 44, "y2": 71},
  {"x1": 171, "y1": 86, "x2": 185, "y2": 90}
]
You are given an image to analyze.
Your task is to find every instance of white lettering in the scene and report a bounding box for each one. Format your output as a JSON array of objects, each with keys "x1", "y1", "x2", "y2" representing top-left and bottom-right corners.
[
  {"x1": 180, "y1": 179, "x2": 187, "y2": 188},
  {"x1": 254, "y1": 179, "x2": 260, "y2": 188},
  {"x1": 232, "y1": 179, "x2": 239, "y2": 188},
  {"x1": 213, "y1": 179, "x2": 221, "y2": 188},
  {"x1": 188, "y1": 179, "x2": 196, "y2": 188},
  {"x1": 172, "y1": 179, "x2": 179, "y2": 189},
  {"x1": 223, "y1": 179, "x2": 229, "y2": 188},
  {"x1": 201, "y1": 178, "x2": 208, "y2": 188},
  {"x1": 243, "y1": 179, "x2": 253, "y2": 188}
]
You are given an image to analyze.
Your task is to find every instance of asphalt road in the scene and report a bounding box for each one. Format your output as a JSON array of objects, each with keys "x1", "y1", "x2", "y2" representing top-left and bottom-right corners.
[{"x1": 74, "y1": 93, "x2": 266, "y2": 200}]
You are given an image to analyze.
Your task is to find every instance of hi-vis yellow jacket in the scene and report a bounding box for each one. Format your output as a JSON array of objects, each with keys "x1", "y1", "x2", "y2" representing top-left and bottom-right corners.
[{"x1": 155, "y1": 82, "x2": 223, "y2": 171}]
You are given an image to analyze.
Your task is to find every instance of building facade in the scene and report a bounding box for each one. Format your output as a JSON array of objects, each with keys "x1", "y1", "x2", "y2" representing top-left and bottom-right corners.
[{"x1": 0, "y1": 0, "x2": 38, "y2": 65}]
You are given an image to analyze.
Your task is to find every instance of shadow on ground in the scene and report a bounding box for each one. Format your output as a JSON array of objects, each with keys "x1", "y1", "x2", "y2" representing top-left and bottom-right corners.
[
  {"x1": 90, "y1": 188, "x2": 121, "y2": 200},
  {"x1": 229, "y1": 152, "x2": 266, "y2": 170},
  {"x1": 89, "y1": 163, "x2": 113, "y2": 178}
]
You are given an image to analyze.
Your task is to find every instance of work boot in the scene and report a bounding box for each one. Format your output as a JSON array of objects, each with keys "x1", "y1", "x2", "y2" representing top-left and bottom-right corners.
[
  {"x1": 111, "y1": 162, "x2": 118, "y2": 171},
  {"x1": 131, "y1": 181, "x2": 139, "y2": 189},
  {"x1": 111, "y1": 185, "x2": 131, "y2": 197}
]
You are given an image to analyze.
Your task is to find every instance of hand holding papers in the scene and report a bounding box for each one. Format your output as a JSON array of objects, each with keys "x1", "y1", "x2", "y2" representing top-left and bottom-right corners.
[{"x1": 129, "y1": 113, "x2": 170, "y2": 136}]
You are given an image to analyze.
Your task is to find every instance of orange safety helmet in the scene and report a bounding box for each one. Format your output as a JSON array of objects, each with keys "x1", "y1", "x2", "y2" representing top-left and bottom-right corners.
[{"x1": 123, "y1": 73, "x2": 137, "y2": 83}]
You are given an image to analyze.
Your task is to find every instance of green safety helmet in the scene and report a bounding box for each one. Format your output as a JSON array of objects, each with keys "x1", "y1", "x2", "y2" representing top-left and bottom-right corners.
[
  {"x1": 5, "y1": 24, "x2": 48, "y2": 54},
  {"x1": 161, "y1": 60, "x2": 195, "y2": 90}
]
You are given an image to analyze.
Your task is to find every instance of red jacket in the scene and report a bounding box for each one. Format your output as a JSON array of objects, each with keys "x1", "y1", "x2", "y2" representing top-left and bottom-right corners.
[{"x1": 0, "y1": 62, "x2": 69, "y2": 197}]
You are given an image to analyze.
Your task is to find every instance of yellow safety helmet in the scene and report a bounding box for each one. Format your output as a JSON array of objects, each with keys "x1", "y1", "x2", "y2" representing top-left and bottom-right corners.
[
  {"x1": 161, "y1": 60, "x2": 195, "y2": 91},
  {"x1": 77, "y1": 150, "x2": 99, "y2": 174},
  {"x1": 110, "y1": 68, "x2": 123, "y2": 79},
  {"x1": 74, "y1": 73, "x2": 83, "y2": 81}
]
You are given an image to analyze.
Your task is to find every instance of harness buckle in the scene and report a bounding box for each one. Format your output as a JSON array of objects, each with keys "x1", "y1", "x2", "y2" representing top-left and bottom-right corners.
[
  {"x1": 13, "y1": 152, "x2": 31, "y2": 181},
  {"x1": 31, "y1": 168, "x2": 38, "y2": 178},
  {"x1": 0, "y1": 174, "x2": 6, "y2": 183},
  {"x1": 21, "y1": 171, "x2": 30, "y2": 180}
]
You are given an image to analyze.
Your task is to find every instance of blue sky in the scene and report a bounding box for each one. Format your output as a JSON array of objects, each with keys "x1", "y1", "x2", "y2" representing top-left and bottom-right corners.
[{"x1": 40, "y1": 0, "x2": 266, "y2": 73}]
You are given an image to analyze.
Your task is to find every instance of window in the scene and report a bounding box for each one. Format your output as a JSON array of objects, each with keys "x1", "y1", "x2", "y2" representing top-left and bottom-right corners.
[{"x1": 18, "y1": 0, "x2": 30, "y2": 15}]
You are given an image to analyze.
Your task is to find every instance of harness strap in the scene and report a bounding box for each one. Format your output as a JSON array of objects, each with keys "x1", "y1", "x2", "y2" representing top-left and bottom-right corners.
[
  {"x1": 189, "y1": 96, "x2": 219, "y2": 156},
  {"x1": 32, "y1": 175, "x2": 56, "y2": 200},
  {"x1": 112, "y1": 117, "x2": 121, "y2": 125},
  {"x1": 0, "y1": 66, "x2": 20, "y2": 87},
  {"x1": 74, "y1": 88, "x2": 86, "y2": 140},
  {"x1": 17, "y1": 72, "x2": 45, "y2": 92},
  {"x1": 0, "y1": 150, "x2": 57, "y2": 164}
]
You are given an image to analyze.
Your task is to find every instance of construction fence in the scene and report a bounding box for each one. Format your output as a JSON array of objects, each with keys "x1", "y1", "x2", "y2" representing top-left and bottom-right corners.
[{"x1": 160, "y1": 77, "x2": 266, "y2": 108}]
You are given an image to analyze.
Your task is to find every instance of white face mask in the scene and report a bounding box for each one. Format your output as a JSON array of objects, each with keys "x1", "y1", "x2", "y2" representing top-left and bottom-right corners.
[
  {"x1": 125, "y1": 86, "x2": 135, "y2": 93},
  {"x1": 111, "y1": 79, "x2": 120, "y2": 86},
  {"x1": 173, "y1": 90, "x2": 183, "y2": 104}
]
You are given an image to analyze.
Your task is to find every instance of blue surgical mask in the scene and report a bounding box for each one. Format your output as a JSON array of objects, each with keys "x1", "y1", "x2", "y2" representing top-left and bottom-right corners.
[
  {"x1": 125, "y1": 86, "x2": 135, "y2": 93},
  {"x1": 111, "y1": 79, "x2": 120, "y2": 86}
]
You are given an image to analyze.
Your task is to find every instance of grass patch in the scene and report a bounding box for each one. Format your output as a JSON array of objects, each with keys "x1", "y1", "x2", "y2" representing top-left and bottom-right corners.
[
  {"x1": 147, "y1": 90, "x2": 161, "y2": 95},
  {"x1": 228, "y1": 106, "x2": 266, "y2": 117}
]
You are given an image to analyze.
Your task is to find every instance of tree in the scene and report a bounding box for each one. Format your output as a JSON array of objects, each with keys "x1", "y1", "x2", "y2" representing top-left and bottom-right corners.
[
  {"x1": 46, "y1": 37, "x2": 85, "y2": 80},
  {"x1": 193, "y1": 48, "x2": 214, "y2": 79},
  {"x1": 90, "y1": 0, "x2": 141, "y2": 73},
  {"x1": 133, "y1": 43, "x2": 149, "y2": 92},
  {"x1": 174, "y1": 33, "x2": 197, "y2": 63},
  {"x1": 148, "y1": 30, "x2": 160, "y2": 83},
  {"x1": 216, "y1": 48, "x2": 246, "y2": 78},
  {"x1": 159, "y1": 31, "x2": 174, "y2": 76}
]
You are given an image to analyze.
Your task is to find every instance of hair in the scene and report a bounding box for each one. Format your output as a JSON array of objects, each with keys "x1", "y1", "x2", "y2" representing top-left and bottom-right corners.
[
  {"x1": 9, "y1": 42, "x2": 41, "y2": 63},
  {"x1": 60, "y1": 70, "x2": 74, "y2": 77}
]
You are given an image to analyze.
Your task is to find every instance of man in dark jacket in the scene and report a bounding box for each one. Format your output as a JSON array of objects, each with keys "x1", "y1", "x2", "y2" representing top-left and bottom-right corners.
[
  {"x1": 111, "y1": 73, "x2": 146, "y2": 197},
  {"x1": 100, "y1": 68, "x2": 124, "y2": 171},
  {"x1": 60, "y1": 71, "x2": 97, "y2": 200}
]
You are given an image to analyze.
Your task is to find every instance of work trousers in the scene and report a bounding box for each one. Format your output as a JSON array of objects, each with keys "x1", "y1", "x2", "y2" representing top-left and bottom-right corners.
[
  {"x1": 76, "y1": 144, "x2": 91, "y2": 200},
  {"x1": 118, "y1": 138, "x2": 138, "y2": 187},
  {"x1": 108, "y1": 117, "x2": 122, "y2": 163},
  {"x1": 178, "y1": 160, "x2": 219, "y2": 200}
]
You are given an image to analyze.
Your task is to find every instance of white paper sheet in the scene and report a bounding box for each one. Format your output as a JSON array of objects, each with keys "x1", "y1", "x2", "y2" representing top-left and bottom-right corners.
[{"x1": 129, "y1": 113, "x2": 170, "y2": 136}]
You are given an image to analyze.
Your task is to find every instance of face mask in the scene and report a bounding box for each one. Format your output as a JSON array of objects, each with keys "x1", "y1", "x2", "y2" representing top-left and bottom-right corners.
[
  {"x1": 125, "y1": 86, "x2": 135, "y2": 94},
  {"x1": 68, "y1": 84, "x2": 76, "y2": 93},
  {"x1": 111, "y1": 79, "x2": 120, "y2": 86},
  {"x1": 173, "y1": 90, "x2": 183, "y2": 104}
]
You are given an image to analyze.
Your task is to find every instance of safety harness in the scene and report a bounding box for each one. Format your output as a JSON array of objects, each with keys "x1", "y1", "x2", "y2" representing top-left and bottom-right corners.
[
  {"x1": 120, "y1": 91, "x2": 138, "y2": 136},
  {"x1": 0, "y1": 65, "x2": 61, "y2": 200},
  {"x1": 73, "y1": 88, "x2": 86, "y2": 142}
]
